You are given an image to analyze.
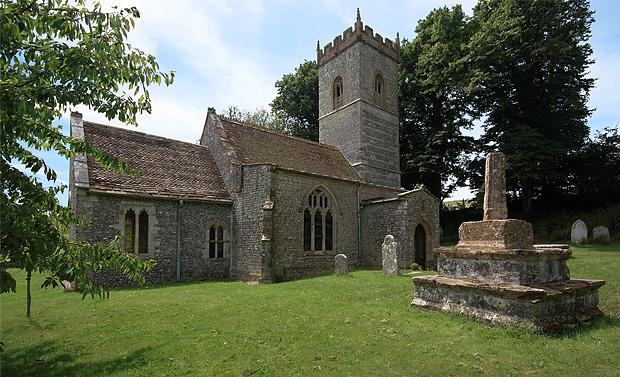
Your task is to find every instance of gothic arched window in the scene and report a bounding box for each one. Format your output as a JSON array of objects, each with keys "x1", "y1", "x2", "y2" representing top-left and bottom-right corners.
[
  {"x1": 303, "y1": 189, "x2": 335, "y2": 252},
  {"x1": 124, "y1": 209, "x2": 136, "y2": 253},
  {"x1": 374, "y1": 74, "x2": 384, "y2": 106},
  {"x1": 333, "y1": 76, "x2": 343, "y2": 110}
]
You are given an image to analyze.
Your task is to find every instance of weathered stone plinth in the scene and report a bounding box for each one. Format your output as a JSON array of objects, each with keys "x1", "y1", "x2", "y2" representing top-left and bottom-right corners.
[
  {"x1": 457, "y1": 219, "x2": 533, "y2": 251},
  {"x1": 413, "y1": 275, "x2": 604, "y2": 332},
  {"x1": 411, "y1": 152, "x2": 606, "y2": 333}
]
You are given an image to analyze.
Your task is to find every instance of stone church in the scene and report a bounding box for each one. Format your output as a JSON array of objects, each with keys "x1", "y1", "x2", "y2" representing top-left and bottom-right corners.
[{"x1": 69, "y1": 14, "x2": 440, "y2": 286}]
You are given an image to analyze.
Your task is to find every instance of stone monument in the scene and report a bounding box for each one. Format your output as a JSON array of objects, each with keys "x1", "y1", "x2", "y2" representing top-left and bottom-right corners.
[
  {"x1": 571, "y1": 220, "x2": 588, "y2": 243},
  {"x1": 334, "y1": 254, "x2": 348, "y2": 275},
  {"x1": 592, "y1": 226, "x2": 610, "y2": 243},
  {"x1": 382, "y1": 235, "x2": 399, "y2": 276},
  {"x1": 412, "y1": 152, "x2": 606, "y2": 332}
]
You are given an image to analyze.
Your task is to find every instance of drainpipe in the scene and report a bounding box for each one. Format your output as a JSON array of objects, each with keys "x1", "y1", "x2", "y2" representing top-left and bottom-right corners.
[
  {"x1": 357, "y1": 183, "x2": 362, "y2": 266},
  {"x1": 176, "y1": 199, "x2": 183, "y2": 282}
]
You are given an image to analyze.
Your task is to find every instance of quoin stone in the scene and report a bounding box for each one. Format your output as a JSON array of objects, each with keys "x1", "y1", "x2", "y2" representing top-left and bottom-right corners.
[
  {"x1": 592, "y1": 226, "x2": 610, "y2": 243},
  {"x1": 334, "y1": 254, "x2": 348, "y2": 275},
  {"x1": 571, "y1": 220, "x2": 588, "y2": 243},
  {"x1": 382, "y1": 235, "x2": 399, "y2": 276},
  {"x1": 483, "y1": 152, "x2": 508, "y2": 221}
]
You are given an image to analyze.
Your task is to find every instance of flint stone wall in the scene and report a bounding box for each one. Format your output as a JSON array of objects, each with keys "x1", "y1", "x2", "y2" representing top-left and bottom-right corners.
[
  {"x1": 270, "y1": 169, "x2": 359, "y2": 281},
  {"x1": 71, "y1": 188, "x2": 231, "y2": 288}
]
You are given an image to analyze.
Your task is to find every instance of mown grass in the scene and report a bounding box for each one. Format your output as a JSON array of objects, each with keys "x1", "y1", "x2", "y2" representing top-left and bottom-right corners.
[{"x1": 1, "y1": 243, "x2": 619, "y2": 376}]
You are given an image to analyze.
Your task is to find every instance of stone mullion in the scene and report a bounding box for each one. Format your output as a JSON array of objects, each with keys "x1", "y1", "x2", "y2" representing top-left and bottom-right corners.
[
  {"x1": 134, "y1": 210, "x2": 139, "y2": 254},
  {"x1": 310, "y1": 209, "x2": 315, "y2": 251},
  {"x1": 322, "y1": 208, "x2": 326, "y2": 251}
]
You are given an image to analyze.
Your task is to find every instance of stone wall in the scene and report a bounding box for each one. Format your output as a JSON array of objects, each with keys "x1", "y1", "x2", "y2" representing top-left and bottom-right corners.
[
  {"x1": 317, "y1": 25, "x2": 400, "y2": 188},
  {"x1": 230, "y1": 164, "x2": 274, "y2": 281},
  {"x1": 361, "y1": 188, "x2": 440, "y2": 269},
  {"x1": 71, "y1": 188, "x2": 231, "y2": 287},
  {"x1": 270, "y1": 169, "x2": 360, "y2": 281}
]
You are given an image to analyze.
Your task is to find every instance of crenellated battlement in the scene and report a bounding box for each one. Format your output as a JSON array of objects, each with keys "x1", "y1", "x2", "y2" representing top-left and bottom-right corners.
[{"x1": 317, "y1": 10, "x2": 399, "y2": 66}]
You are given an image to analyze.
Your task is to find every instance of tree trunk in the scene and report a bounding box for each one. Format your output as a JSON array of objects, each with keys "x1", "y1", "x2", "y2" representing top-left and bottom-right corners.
[{"x1": 26, "y1": 269, "x2": 32, "y2": 320}]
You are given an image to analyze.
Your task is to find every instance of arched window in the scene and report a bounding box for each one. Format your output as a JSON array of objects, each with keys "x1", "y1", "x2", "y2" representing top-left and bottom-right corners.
[
  {"x1": 303, "y1": 189, "x2": 335, "y2": 252},
  {"x1": 138, "y1": 210, "x2": 149, "y2": 254},
  {"x1": 124, "y1": 209, "x2": 136, "y2": 253},
  {"x1": 208, "y1": 225, "x2": 226, "y2": 259},
  {"x1": 333, "y1": 76, "x2": 343, "y2": 110},
  {"x1": 124, "y1": 208, "x2": 149, "y2": 254},
  {"x1": 374, "y1": 74, "x2": 384, "y2": 106}
]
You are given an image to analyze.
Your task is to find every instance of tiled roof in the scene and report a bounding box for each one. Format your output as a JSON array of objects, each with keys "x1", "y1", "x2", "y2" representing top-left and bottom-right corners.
[
  {"x1": 82, "y1": 122, "x2": 230, "y2": 201},
  {"x1": 217, "y1": 117, "x2": 359, "y2": 181}
]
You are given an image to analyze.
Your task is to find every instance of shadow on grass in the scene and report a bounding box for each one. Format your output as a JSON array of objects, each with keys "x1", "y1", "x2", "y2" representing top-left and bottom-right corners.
[
  {"x1": 0, "y1": 341, "x2": 154, "y2": 377},
  {"x1": 556, "y1": 314, "x2": 620, "y2": 339}
]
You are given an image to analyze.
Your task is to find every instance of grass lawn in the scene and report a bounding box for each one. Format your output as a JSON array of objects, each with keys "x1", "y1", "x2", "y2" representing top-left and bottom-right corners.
[{"x1": 1, "y1": 243, "x2": 619, "y2": 376}]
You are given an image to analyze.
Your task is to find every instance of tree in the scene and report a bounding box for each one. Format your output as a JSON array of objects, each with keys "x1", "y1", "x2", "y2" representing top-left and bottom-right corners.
[
  {"x1": 270, "y1": 60, "x2": 319, "y2": 141},
  {"x1": 1, "y1": 0, "x2": 173, "y2": 317},
  {"x1": 222, "y1": 105, "x2": 285, "y2": 133},
  {"x1": 399, "y1": 5, "x2": 476, "y2": 199},
  {"x1": 467, "y1": 0, "x2": 595, "y2": 212}
]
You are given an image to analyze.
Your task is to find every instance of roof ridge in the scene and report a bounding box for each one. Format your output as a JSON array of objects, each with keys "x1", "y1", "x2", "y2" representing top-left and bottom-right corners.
[
  {"x1": 83, "y1": 121, "x2": 208, "y2": 150},
  {"x1": 218, "y1": 115, "x2": 341, "y2": 151}
]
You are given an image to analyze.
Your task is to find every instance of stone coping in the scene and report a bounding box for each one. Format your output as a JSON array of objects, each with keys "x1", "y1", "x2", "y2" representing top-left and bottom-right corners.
[
  {"x1": 413, "y1": 275, "x2": 605, "y2": 301},
  {"x1": 437, "y1": 247, "x2": 571, "y2": 261}
]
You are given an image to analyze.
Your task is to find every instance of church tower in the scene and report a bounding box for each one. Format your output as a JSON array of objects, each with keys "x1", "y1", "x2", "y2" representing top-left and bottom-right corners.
[{"x1": 317, "y1": 9, "x2": 400, "y2": 188}]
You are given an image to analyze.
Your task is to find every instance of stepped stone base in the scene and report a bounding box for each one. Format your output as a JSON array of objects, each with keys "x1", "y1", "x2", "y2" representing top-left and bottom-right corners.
[
  {"x1": 436, "y1": 246, "x2": 571, "y2": 285},
  {"x1": 412, "y1": 275, "x2": 605, "y2": 332}
]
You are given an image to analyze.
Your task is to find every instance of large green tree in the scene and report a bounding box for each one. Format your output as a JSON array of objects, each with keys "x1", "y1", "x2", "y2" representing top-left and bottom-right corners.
[
  {"x1": 468, "y1": 0, "x2": 595, "y2": 212},
  {"x1": 270, "y1": 60, "x2": 319, "y2": 141},
  {"x1": 399, "y1": 5, "x2": 475, "y2": 199},
  {"x1": 1, "y1": 0, "x2": 172, "y2": 317}
]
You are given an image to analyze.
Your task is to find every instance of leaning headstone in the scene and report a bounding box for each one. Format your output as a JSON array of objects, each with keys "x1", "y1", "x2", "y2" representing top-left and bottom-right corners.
[
  {"x1": 592, "y1": 226, "x2": 610, "y2": 243},
  {"x1": 382, "y1": 235, "x2": 399, "y2": 276},
  {"x1": 334, "y1": 254, "x2": 348, "y2": 275},
  {"x1": 571, "y1": 220, "x2": 588, "y2": 244},
  {"x1": 61, "y1": 280, "x2": 76, "y2": 293}
]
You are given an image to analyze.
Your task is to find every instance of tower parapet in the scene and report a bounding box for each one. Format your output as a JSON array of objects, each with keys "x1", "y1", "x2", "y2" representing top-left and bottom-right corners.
[{"x1": 317, "y1": 11, "x2": 399, "y2": 66}]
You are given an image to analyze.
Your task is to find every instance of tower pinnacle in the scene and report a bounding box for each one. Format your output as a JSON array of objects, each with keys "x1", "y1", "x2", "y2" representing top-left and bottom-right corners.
[{"x1": 356, "y1": 8, "x2": 361, "y2": 22}]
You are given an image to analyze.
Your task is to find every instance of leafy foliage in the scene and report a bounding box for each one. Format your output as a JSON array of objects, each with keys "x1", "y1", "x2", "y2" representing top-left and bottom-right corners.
[
  {"x1": 0, "y1": 0, "x2": 172, "y2": 316},
  {"x1": 399, "y1": 5, "x2": 476, "y2": 199},
  {"x1": 467, "y1": 0, "x2": 595, "y2": 211},
  {"x1": 270, "y1": 60, "x2": 319, "y2": 141},
  {"x1": 222, "y1": 105, "x2": 285, "y2": 133}
]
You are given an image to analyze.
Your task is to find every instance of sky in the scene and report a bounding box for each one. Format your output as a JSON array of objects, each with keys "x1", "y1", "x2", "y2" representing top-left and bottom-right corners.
[{"x1": 32, "y1": 0, "x2": 620, "y2": 203}]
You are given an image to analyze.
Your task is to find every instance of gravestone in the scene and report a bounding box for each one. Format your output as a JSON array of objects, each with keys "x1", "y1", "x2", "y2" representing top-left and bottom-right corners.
[
  {"x1": 382, "y1": 235, "x2": 399, "y2": 276},
  {"x1": 571, "y1": 220, "x2": 588, "y2": 243},
  {"x1": 334, "y1": 254, "x2": 348, "y2": 275},
  {"x1": 592, "y1": 226, "x2": 610, "y2": 243},
  {"x1": 61, "y1": 280, "x2": 76, "y2": 293}
]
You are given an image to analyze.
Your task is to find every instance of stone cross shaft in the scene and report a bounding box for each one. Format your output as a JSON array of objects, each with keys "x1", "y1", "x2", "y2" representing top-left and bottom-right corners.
[{"x1": 483, "y1": 152, "x2": 508, "y2": 221}]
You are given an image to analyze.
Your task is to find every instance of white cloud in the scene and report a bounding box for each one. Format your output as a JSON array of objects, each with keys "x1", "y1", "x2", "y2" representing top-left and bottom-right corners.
[{"x1": 66, "y1": 0, "x2": 277, "y2": 141}]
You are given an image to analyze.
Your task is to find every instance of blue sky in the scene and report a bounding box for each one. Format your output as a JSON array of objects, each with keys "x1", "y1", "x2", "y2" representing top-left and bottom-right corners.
[{"x1": 34, "y1": 0, "x2": 620, "y2": 203}]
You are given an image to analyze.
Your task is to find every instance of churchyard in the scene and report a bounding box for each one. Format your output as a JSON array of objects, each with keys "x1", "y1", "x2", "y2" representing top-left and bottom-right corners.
[{"x1": 1, "y1": 242, "x2": 618, "y2": 377}]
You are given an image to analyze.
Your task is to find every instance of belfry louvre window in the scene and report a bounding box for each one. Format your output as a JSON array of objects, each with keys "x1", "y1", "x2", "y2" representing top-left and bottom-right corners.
[
  {"x1": 208, "y1": 225, "x2": 225, "y2": 259},
  {"x1": 374, "y1": 74, "x2": 384, "y2": 106},
  {"x1": 303, "y1": 189, "x2": 334, "y2": 252},
  {"x1": 333, "y1": 76, "x2": 343, "y2": 110},
  {"x1": 124, "y1": 208, "x2": 149, "y2": 254}
]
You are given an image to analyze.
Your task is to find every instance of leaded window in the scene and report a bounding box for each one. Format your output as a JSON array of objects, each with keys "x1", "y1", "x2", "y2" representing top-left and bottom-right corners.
[
  {"x1": 208, "y1": 225, "x2": 226, "y2": 259},
  {"x1": 124, "y1": 208, "x2": 149, "y2": 254},
  {"x1": 303, "y1": 189, "x2": 335, "y2": 251}
]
